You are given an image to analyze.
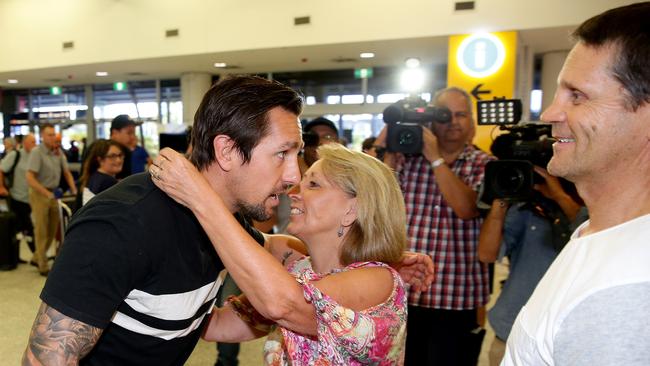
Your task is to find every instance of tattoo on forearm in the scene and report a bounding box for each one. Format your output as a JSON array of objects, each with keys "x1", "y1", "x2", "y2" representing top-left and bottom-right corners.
[
  {"x1": 23, "y1": 303, "x2": 102, "y2": 365},
  {"x1": 281, "y1": 250, "x2": 294, "y2": 266}
]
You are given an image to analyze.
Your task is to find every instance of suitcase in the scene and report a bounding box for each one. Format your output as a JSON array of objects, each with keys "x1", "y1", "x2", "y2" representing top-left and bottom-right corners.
[{"x1": 0, "y1": 209, "x2": 19, "y2": 271}]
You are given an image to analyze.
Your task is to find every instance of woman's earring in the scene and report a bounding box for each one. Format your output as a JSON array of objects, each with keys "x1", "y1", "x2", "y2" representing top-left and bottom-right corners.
[{"x1": 337, "y1": 225, "x2": 344, "y2": 238}]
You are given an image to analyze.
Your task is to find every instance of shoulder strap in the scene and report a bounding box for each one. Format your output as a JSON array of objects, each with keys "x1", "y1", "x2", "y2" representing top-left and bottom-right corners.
[
  {"x1": 6, "y1": 150, "x2": 20, "y2": 186},
  {"x1": 9, "y1": 150, "x2": 20, "y2": 173}
]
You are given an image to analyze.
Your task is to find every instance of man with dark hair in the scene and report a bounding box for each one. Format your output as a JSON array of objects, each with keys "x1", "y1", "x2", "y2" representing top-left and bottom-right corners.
[
  {"x1": 109, "y1": 114, "x2": 135, "y2": 178},
  {"x1": 302, "y1": 116, "x2": 339, "y2": 167},
  {"x1": 22, "y1": 76, "x2": 305, "y2": 364},
  {"x1": 503, "y1": 3, "x2": 650, "y2": 365},
  {"x1": 23, "y1": 75, "x2": 432, "y2": 365}
]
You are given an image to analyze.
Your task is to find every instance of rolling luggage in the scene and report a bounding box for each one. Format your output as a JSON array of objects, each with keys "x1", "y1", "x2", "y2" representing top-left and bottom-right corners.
[{"x1": 0, "y1": 206, "x2": 18, "y2": 271}]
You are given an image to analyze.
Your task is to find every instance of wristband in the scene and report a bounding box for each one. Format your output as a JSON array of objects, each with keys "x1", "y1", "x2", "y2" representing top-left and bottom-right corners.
[{"x1": 431, "y1": 158, "x2": 445, "y2": 169}]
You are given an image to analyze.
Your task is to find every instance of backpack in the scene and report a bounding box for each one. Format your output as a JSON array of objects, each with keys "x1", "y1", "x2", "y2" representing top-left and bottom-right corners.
[{"x1": 3, "y1": 150, "x2": 20, "y2": 189}]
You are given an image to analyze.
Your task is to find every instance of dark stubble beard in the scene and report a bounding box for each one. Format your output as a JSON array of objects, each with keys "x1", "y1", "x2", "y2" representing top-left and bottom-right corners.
[{"x1": 236, "y1": 200, "x2": 271, "y2": 222}]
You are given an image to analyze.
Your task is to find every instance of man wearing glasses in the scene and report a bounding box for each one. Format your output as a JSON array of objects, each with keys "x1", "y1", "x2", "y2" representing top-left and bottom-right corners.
[{"x1": 302, "y1": 116, "x2": 340, "y2": 167}]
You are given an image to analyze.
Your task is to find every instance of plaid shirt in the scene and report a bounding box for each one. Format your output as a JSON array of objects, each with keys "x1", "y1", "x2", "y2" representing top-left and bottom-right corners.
[{"x1": 397, "y1": 145, "x2": 494, "y2": 310}]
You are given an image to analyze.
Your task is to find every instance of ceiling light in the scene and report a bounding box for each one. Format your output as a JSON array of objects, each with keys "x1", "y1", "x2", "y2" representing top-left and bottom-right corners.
[
  {"x1": 7, "y1": 79, "x2": 18, "y2": 84},
  {"x1": 405, "y1": 57, "x2": 421, "y2": 68},
  {"x1": 96, "y1": 71, "x2": 109, "y2": 77},
  {"x1": 360, "y1": 52, "x2": 375, "y2": 59},
  {"x1": 214, "y1": 62, "x2": 227, "y2": 68},
  {"x1": 400, "y1": 68, "x2": 426, "y2": 92}
]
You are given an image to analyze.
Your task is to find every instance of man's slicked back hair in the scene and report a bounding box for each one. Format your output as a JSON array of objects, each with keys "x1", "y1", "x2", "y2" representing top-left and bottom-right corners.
[{"x1": 190, "y1": 75, "x2": 303, "y2": 170}]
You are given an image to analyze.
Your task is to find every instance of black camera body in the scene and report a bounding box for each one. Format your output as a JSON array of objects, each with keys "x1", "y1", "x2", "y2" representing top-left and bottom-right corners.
[
  {"x1": 476, "y1": 97, "x2": 555, "y2": 202},
  {"x1": 383, "y1": 97, "x2": 452, "y2": 155},
  {"x1": 483, "y1": 123, "x2": 554, "y2": 202}
]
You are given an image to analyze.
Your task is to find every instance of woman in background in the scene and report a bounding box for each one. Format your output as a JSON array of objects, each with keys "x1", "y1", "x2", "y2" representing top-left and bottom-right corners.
[{"x1": 78, "y1": 139, "x2": 124, "y2": 206}]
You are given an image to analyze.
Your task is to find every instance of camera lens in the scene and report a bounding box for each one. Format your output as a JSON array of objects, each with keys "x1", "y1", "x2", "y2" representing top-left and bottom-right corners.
[
  {"x1": 398, "y1": 130, "x2": 416, "y2": 146},
  {"x1": 398, "y1": 130, "x2": 415, "y2": 146},
  {"x1": 494, "y1": 166, "x2": 525, "y2": 195}
]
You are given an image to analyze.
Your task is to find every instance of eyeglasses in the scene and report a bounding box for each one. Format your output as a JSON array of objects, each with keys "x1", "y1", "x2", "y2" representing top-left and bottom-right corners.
[{"x1": 105, "y1": 153, "x2": 125, "y2": 160}]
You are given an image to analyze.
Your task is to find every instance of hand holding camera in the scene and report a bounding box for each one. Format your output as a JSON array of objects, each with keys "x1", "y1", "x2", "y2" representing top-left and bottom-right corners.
[{"x1": 421, "y1": 127, "x2": 442, "y2": 163}]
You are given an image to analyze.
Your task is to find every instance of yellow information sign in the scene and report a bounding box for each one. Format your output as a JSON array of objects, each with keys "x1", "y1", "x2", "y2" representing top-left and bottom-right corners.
[{"x1": 447, "y1": 31, "x2": 518, "y2": 152}]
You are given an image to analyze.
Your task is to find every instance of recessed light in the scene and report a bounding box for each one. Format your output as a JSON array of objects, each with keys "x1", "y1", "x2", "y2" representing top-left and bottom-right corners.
[
  {"x1": 96, "y1": 71, "x2": 109, "y2": 77},
  {"x1": 214, "y1": 62, "x2": 227, "y2": 68},
  {"x1": 360, "y1": 52, "x2": 375, "y2": 59},
  {"x1": 7, "y1": 79, "x2": 18, "y2": 84}
]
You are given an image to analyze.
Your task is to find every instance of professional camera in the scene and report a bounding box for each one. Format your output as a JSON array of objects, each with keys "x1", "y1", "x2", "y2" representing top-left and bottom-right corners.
[
  {"x1": 478, "y1": 99, "x2": 555, "y2": 202},
  {"x1": 383, "y1": 97, "x2": 452, "y2": 154}
]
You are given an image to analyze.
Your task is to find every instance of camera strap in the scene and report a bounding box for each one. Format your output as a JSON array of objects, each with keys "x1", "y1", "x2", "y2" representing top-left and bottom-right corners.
[{"x1": 524, "y1": 195, "x2": 573, "y2": 253}]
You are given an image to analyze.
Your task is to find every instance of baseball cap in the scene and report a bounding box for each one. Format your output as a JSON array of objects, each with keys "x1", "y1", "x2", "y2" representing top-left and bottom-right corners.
[
  {"x1": 111, "y1": 114, "x2": 136, "y2": 131},
  {"x1": 304, "y1": 117, "x2": 339, "y2": 135}
]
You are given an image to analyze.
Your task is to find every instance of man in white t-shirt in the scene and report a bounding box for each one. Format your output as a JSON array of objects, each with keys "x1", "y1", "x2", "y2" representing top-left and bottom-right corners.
[{"x1": 502, "y1": 3, "x2": 650, "y2": 365}]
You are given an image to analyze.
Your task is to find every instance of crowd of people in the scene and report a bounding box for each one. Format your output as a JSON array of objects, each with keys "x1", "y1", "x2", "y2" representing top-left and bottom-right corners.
[
  {"x1": 1, "y1": 2, "x2": 648, "y2": 365},
  {"x1": 0, "y1": 116, "x2": 152, "y2": 275}
]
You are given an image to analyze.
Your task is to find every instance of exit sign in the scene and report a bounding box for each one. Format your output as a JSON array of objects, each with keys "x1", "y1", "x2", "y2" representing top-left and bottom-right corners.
[
  {"x1": 113, "y1": 82, "x2": 127, "y2": 91},
  {"x1": 354, "y1": 68, "x2": 373, "y2": 79},
  {"x1": 50, "y1": 86, "x2": 62, "y2": 95}
]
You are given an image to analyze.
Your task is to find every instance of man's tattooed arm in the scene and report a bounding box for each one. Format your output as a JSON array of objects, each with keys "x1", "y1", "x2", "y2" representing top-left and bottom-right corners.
[{"x1": 22, "y1": 302, "x2": 103, "y2": 365}]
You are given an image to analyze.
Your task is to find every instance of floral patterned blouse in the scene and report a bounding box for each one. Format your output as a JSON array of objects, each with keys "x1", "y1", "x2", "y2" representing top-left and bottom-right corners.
[{"x1": 262, "y1": 257, "x2": 407, "y2": 365}]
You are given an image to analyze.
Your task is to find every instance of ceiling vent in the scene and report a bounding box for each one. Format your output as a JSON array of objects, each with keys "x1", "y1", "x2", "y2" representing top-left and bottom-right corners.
[
  {"x1": 220, "y1": 65, "x2": 241, "y2": 70},
  {"x1": 126, "y1": 72, "x2": 147, "y2": 76},
  {"x1": 62, "y1": 41, "x2": 74, "y2": 50},
  {"x1": 165, "y1": 29, "x2": 179, "y2": 38},
  {"x1": 331, "y1": 57, "x2": 357, "y2": 63},
  {"x1": 294, "y1": 16, "x2": 310, "y2": 25},
  {"x1": 455, "y1": 1, "x2": 475, "y2": 11}
]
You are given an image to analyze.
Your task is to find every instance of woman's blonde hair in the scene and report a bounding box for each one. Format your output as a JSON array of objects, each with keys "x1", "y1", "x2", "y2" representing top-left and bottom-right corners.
[{"x1": 317, "y1": 144, "x2": 407, "y2": 264}]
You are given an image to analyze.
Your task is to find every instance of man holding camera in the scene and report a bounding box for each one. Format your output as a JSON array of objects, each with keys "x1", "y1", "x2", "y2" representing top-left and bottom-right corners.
[
  {"x1": 378, "y1": 87, "x2": 493, "y2": 365},
  {"x1": 503, "y1": 3, "x2": 650, "y2": 365},
  {"x1": 478, "y1": 166, "x2": 587, "y2": 365}
]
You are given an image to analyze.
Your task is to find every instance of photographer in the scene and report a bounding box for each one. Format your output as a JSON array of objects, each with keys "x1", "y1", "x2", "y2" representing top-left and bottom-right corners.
[
  {"x1": 478, "y1": 166, "x2": 587, "y2": 365},
  {"x1": 377, "y1": 87, "x2": 494, "y2": 366}
]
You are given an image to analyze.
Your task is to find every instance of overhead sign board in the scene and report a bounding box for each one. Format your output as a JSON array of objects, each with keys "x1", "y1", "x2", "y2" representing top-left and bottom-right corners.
[
  {"x1": 354, "y1": 68, "x2": 373, "y2": 79},
  {"x1": 448, "y1": 31, "x2": 517, "y2": 151}
]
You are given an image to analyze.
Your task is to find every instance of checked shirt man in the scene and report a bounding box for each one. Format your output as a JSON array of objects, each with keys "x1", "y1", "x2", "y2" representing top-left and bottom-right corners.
[{"x1": 378, "y1": 87, "x2": 494, "y2": 366}]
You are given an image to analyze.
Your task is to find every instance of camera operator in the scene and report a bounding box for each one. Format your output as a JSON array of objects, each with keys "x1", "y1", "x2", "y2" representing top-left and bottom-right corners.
[
  {"x1": 377, "y1": 87, "x2": 494, "y2": 366},
  {"x1": 478, "y1": 166, "x2": 587, "y2": 365}
]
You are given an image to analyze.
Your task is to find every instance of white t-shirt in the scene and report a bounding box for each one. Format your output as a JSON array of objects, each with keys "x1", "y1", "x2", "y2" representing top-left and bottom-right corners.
[{"x1": 502, "y1": 213, "x2": 650, "y2": 366}]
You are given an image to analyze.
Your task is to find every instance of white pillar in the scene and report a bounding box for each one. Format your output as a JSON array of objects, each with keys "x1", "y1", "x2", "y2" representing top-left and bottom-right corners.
[
  {"x1": 181, "y1": 73, "x2": 212, "y2": 125},
  {"x1": 84, "y1": 85, "x2": 96, "y2": 143},
  {"x1": 540, "y1": 51, "x2": 569, "y2": 112},
  {"x1": 515, "y1": 43, "x2": 534, "y2": 121}
]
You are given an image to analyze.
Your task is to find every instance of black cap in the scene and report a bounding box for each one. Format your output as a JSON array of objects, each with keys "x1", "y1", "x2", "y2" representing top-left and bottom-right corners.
[
  {"x1": 111, "y1": 114, "x2": 136, "y2": 131},
  {"x1": 304, "y1": 117, "x2": 339, "y2": 135}
]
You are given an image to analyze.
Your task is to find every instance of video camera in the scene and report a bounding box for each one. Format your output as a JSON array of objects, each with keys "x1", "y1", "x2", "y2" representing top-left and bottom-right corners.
[
  {"x1": 478, "y1": 99, "x2": 555, "y2": 202},
  {"x1": 383, "y1": 97, "x2": 452, "y2": 154}
]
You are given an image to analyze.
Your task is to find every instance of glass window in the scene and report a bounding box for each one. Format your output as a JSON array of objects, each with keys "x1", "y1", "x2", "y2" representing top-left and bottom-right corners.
[{"x1": 326, "y1": 96, "x2": 341, "y2": 104}]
